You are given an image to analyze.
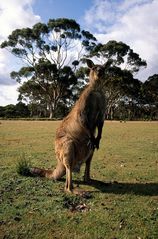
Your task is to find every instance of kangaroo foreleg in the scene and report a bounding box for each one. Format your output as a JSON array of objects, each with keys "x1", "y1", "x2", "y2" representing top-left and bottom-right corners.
[{"x1": 95, "y1": 121, "x2": 104, "y2": 149}]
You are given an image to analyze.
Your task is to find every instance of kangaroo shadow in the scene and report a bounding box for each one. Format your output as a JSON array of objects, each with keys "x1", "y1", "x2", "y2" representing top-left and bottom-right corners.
[{"x1": 73, "y1": 179, "x2": 158, "y2": 196}]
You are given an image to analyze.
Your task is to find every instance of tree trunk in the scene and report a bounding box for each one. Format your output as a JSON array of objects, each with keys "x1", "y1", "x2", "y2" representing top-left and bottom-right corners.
[
  {"x1": 106, "y1": 105, "x2": 111, "y2": 120},
  {"x1": 110, "y1": 107, "x2": 114, "y2": 120},
  {"x1": 49, "y1": 104, "x2": 54, "y2": 119}
]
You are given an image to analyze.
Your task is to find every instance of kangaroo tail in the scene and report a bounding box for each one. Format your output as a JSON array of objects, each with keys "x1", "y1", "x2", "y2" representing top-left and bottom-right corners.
[
  {"x1": 30, "y1": 167, "x2": 52, "y2": 177},
  {"x1": 30, "y1": 162, "x2": 66, "y2": 180}
]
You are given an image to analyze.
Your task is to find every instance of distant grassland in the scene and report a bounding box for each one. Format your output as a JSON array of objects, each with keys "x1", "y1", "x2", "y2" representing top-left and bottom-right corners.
[{"x1": 0, "y1": 120, "x2": 158, "y2": 239}]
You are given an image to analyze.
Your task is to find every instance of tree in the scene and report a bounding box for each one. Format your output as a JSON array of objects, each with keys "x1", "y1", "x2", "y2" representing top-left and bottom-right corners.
[
  {"x1": 0, "y1": 103, "x2": 30, "y2": 118},
  {"x1": 15, "y1": 102, "x2": 30, "y2": 117},
  {"x1": 87, "y1": 40, "x2": 146, "y2": 73},
  {"x1": 4, "y1": 105, "x2": 17, "y2": 118},
  {"x1": 104, "y1": 67, "x2": 142, "y2": 119},
  {"x1": 0, "y1": 106, "x2": 5, "y2": 117},
  {"x1": 142, "y1": 74, "x2": 158, "y2": 104},
  {"x1": 142, "y1": 74, "x2": 158, "y2": 119},
  {"x1": 1, "y1": 18, "x2": 96, "y2": 118},
  {"x1": 15, "y1": 61, "x2": 77, "y2": 118},
  {"x1": 85, "y1": 40, "x2": 147, "y2": 119},
  {"x1": 17, "y1": 79, "x2": 48, "y2": 117}
]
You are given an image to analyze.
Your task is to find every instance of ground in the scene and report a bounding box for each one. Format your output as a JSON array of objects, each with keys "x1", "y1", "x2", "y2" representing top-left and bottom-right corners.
[{"x1": 0, "y1": 120, "x2": 158, "y2": 239}]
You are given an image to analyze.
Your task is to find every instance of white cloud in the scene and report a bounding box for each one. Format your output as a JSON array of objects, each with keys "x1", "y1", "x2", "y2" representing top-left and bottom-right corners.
[
  {"x1": 0, "y1": 85, "x2": 19, "y2": 106},
  {"x1": 0, "y1": 0, "x2": 40, "y2": 105},
  {"x1": 84, "y1": 0, "x2": 158, "y2": 81},
  {"x1": 0, "y1": 0, "x2": 40, "y2": 39},
  {"x1": 84, "y1": 0, "x2": 118, "y2": 28}
]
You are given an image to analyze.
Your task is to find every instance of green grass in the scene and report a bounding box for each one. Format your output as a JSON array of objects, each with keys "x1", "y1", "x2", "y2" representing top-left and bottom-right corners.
[{"x1": 0, "y1": 120, "x2": 158, "y2": 239}]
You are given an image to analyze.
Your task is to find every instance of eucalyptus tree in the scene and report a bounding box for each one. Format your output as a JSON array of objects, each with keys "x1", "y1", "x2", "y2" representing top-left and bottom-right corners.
[
  {"x1": 1, "y1": 18, "x2": 96, "y2": 118},
  {"x1": 85, "y1": 40, "x2": 147, "y2": 119},
  {"x1": 142, "y1": 74, "x2": 158, "y2": 104},
  {"x1": 141, "y1": 74, "x2": 158, "y2": 119}
]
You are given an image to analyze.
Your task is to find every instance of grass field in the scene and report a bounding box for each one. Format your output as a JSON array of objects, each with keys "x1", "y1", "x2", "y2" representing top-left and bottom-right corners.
[{"x1": 0, "y1": 120, "x2": 158, "y2": 239}]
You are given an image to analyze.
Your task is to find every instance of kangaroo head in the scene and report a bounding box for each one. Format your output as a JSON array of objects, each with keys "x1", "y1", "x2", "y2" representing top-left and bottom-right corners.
[{"x1": 86, "y1": 59, "x2": 112, "y2": 84}]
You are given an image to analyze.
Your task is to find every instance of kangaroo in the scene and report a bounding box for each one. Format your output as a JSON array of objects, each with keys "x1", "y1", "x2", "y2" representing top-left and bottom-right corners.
[{"x1": 31, "y1": 59, "x2": 110, "y2": 192}]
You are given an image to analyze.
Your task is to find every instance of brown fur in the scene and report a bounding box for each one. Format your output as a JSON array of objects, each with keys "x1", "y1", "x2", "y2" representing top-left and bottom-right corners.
[{"x1": 31, "y1": 60, "x2": 109, "y2": 192}]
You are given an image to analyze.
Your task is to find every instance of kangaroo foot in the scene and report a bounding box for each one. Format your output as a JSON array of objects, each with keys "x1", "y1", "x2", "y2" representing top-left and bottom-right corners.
[
  {"x1": 64, "y1": 187, "x2": 87, "y2": 196},
  {"x1": 64, "y1": 184, "x2": 74, "y2": 193}
]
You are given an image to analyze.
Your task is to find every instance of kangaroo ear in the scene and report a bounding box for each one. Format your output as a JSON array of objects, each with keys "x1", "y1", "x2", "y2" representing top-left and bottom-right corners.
[{"x1": 86, "y1": 59, "x2": 95, "y2": 69}]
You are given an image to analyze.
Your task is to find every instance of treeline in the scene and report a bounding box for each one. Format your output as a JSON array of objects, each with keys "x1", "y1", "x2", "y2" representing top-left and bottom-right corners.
[
  {"x1": 0, "y1": 102, "x2": 67, "y2": 119},
  {"x1": 0, "y1": 82, "x2": 157, "y2": 121},
  {"x1": 0, "y1": 103, "x2": 157, "y2": 120},
  {"x1": 0, "y1": 18, "x2": 158, "y2": 120},
  {"x1": 0, "y1": 103, "x2": 30, "y2": 118}
]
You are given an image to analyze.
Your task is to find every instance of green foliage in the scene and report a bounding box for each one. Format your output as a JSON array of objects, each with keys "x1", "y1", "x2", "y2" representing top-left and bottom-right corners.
[
  {"x1": 0, "y1": 103, "x2": 30, "y2": 118},
  {"x1": 15, "y1": 102, "x2": 30, "y2": 117},
  {"x1": 88, "y1": 40, "x2": 147, "y2": 72},
  {"x1": 48, "y1": 18, "x2": 80, "y2": 36},
  {"x1": 0, "y1": 106, "x2": 5, "y2": 117},
  {"x1": 3, "y1": 104, "x2": 17, "y2": 117},
  {"x1": 16, "y1": 158, "x2": 32, "y2": 177},
  {"x1": 142, "y1": 74, "x2": 158, "y2": 104}
]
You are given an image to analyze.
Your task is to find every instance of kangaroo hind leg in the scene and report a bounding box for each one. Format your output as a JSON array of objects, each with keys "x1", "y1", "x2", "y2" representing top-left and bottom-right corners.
[
  {"x1": 63, "y1": 141, "x2": 75, "y2": 193},
  {"x1": 65, "y1": 166, "x2": 73, "y2": 193}
]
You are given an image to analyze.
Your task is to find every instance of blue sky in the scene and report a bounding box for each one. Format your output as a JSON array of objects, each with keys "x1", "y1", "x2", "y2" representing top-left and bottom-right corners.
[
  {"x1": 33, "y1": 0, "x2": 93, "y2": 23},
  {"x1": 0, "y1": 0, "x2": 158, "y2": 105}
]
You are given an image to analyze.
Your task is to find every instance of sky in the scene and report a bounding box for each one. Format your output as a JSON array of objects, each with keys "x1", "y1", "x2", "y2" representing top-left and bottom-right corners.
[{"x1": 0, "y1": 0, "x2": 158, "y2": 106}]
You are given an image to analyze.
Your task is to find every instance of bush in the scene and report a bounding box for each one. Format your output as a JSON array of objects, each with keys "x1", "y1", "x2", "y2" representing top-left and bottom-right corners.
[{"x1": 16, "y1": 159, "x2": 33, "y2": 177}]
